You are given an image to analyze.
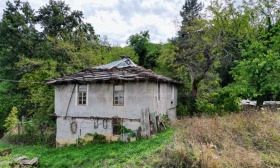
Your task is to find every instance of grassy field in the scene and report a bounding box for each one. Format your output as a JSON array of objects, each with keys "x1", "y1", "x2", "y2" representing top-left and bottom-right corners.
[
  {"x1": 1, "y1": 110, "x2": 280, "y2": 167},
  {"x1": 0, "y1": 130, "x2": 173, "y2": 168},
  {"x1": 161, "y1": 110, "x2": 280, "y2": 167}
]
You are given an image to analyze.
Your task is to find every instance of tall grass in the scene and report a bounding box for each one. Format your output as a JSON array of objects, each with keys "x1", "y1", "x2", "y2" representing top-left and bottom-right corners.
[
  {"x1": 0, "y1": 130, "x2": 173, "y2": 168},
  {"x1": 1, "y1": 110, "x2": 279, "y2": 167},
  {"x1": 157, "y1": 110, "x2": 280, "y2": 167}
]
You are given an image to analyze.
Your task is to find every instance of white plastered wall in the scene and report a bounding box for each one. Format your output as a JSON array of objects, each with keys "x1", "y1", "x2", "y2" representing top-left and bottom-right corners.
[{"x1": 55, "y1": 81, "x2": 177, "y2": 145}]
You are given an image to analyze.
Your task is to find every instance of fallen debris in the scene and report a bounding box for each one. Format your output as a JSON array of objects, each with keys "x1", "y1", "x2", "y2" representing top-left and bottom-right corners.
[
  {"x1": 17, "y1": 156, "x2": 39, "y2": 167},
  {"x1": 0, "y1": 148, "x2": 12, "y2": 156}
]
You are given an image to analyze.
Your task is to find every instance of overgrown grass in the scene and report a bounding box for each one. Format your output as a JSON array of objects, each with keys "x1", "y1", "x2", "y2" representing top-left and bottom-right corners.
[
  {"x1": 1, "y1": 110, "x2": 280, "y2": 167},
  {"x1": 158, "y1": 110, "x2": 280, "y2": 167},
  {"x1": 0, "y1": 130, "x2": 173, "y2": 168}
]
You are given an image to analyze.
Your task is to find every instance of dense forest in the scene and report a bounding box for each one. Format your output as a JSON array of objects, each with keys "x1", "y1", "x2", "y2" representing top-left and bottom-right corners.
[{"x1": 0, "y1": 0, "x2": 280, "y2": 138}]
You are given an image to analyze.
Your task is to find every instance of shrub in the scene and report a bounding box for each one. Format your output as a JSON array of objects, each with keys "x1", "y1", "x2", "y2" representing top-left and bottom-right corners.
[
  {"x1": 85, "y1": 133, "x2": 107, "y2": 144},
  {"x1": 117, "y1": 125, "x2": 136, "y2": 137},
  {"x1": 6, "y1": 132, "x2": 55, "y2": 146},
  {"x1": 214, "y1": 86, "x2": 241, "y2": 113},
  {"x1": 4, "y1": 106, "x2": 19, "y2": 131},
  {"x1": 4, "y1": 118, "x2": 56, "y2": 146}
]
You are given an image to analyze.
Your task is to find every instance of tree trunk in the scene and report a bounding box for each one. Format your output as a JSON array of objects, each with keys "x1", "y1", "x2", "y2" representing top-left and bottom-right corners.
[
  {"x1": 188, "y1": 80, "x2": 199, "y2": 116},
  {"x1": 190, "y1": 82, "x2": 198, "y2": 99},
  {"x1": 256, "y1": 96, "x2": 264, "y2": 108}
]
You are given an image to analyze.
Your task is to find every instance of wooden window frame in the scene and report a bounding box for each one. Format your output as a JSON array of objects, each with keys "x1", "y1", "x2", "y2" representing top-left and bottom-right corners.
[
  {"x1": 113, "y1": 84, "x2": 124, "y2": 106},
  {"x1": 77, "y1": 84, "x2": 87, "y2": 106}
]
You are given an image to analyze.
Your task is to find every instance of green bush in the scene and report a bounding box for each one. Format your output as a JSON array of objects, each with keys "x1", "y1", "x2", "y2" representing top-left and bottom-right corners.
[
  {"x1": 215, "y1": 86, "x2": 241, "y2": 113},
  {"x1": 176, "y1": 102, "x2": 189, "y2": 116},
  {"x1": 4, "y1": 106, "x2": 19, "y2": 131},
  {"x1": 5, "y1": 118, "x2": 56, "y2": 146},
  {"x1": 93, "y1": 133, "x2": 106, "y2": 140},
  {"x1": 117, "y1": 125, "x2": 136, "y2": 137},
  {"x1": 85, "y1": 133, "x2": 107, "y2": 144},
  {"x1": 6, "y1": 132, "x2": 55, "y2": 146}
]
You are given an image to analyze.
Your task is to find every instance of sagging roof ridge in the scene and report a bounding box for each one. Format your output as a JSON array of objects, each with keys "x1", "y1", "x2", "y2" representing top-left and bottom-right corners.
[{"x1": 46, "y1": 56, "x2": 181, "y2": 85}]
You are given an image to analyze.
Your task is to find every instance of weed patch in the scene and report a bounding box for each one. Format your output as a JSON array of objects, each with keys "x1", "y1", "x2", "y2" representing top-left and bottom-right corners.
[{"x1": 158, "y1": 110, "x2": 280, "y2": 167}]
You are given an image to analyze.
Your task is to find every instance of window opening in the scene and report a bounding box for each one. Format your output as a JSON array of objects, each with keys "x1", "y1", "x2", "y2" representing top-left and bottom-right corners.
[
  {"x1": 158, "y1": 83, "x2": 161, "y2": 101},
  {"x1": 78, "y1": 85, "x2": 87, "y2": 105},
  {"x1": 172, "y1": 85, "x2": 175, "y2": 100},
  {"x1": 114, "y1": 85, "x2": 124, "y2": 105},
  {"x1": 112, "y1": 118, "x2": 121, "y2": 135}
]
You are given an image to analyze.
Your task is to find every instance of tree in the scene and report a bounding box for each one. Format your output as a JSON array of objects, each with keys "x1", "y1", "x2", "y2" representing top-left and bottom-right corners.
[
  {"x1": 36, "y1": 0, "x2": 98, "y2": 42},
  {"x1": 155, "y1": 40, "x2": 177, "y2": 77},
  {"x1": 4, "y1": 106, "x2": 19, "y2": 131},
  {"x1": 208, "y1": 0, "x2": 259, "y2": 86},
  {"x1": 0, "y1": 0, "x2": 38, "y2": 136},
  {"x1": 0, "y1": 0, "x2": 38, "y2": 76},
  {"x1": 230, "y1": 21, "x2": 280, "y2": 106},
  {"x1": 0, "y1": 0, "x2": 102, "y2": 135},
  {"x1": 127, "y1": 31, "x2": 159, "y2": 69},
  {"x1": 175, "y1": 0, "x2": 217, "y2": 114},
  {"x1": 208, "y1": 0, "x2": 280, "y2": 87}
]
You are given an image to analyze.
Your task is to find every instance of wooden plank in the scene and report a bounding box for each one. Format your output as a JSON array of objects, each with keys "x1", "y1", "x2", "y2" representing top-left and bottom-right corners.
[
  {"x1": 28, "y1": 157, "x2": 39, "y2": 165},
  {"x1": 19, "y1": 157, "x2": 39, "y2": 166}
]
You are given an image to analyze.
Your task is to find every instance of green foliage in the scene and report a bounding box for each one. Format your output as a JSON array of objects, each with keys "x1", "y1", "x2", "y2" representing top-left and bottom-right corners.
[
  {"x1": 0, "y1": 0, "x2": 279, "y2": 135},
  {"x1": 4, "y1": 118, "x2": 55, "y2": 146},
  {"x1": 230, "y1": 20, "x2": 280, "y2": 106},
  {"x1": 92, "y1": 133, "x2": 106, "y2": 140},
  {"x1": 7, "y1": 119, "x2": 55, "y2": 147},
  {"x1": 208, "y1": 0, "x2": 259, "y2": 86},
  {"x1": 36, "y1": 0, "x2": 98, "y2": 41},
  {"x1": 4, "y1": 106, "x2": 19, "y2": 131},
  {"x1": 127, "y1": 30, "x2": 160, "y2": 69},
  {"x1": 77, "y1": 138, "x2": 86, "y2": 146},
  {"x1": 0, "y1": 81, "x2": 24, "y2": 137},
  {"x1": 0, "y1": 130, "x2": 173, "y2": 167},
  {"x1": 194, "y1": 73, "x2": 221, "y2": 115},
  {"x1": 154, "y1": 41, "x2": 177, "y2": 77},
  {"x1": 117, "y1": 125, "x2": 136, "y2": 137},
  {"x1": 7, "y1": 132, "x2": 55, "y2": 147},
  {"x1": 175, "y1": 0, "x2": 220, "y2": 115},
  {"x1": 214, "y1": 86, "x2": 241, "y2": 113},
  {"x1": 174, "y1": 0, "x2": 280, "y2": 115},
  {"x1": 99, "y1": 45, "x2": 138, "y2": 65},
  {"x1": 0, "y1": 0, "x2": 38, "y2": 136},
  {"x1": 85, "y1": 133, "x2": 107, "y2": 144}
]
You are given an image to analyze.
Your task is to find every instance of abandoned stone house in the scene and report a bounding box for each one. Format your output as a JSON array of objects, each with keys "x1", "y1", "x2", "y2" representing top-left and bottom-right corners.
[{"x1": 47, "y1": 56, "x2": 180, "y2": 145}]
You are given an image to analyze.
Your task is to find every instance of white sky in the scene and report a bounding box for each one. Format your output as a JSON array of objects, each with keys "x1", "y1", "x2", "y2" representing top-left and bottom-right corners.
[
  {"x1": 0, "y1": 0, "x2": 242, "y2": 46},
  {"x1": 0, "y1": 0, "x2": 187, "y2": 46}
]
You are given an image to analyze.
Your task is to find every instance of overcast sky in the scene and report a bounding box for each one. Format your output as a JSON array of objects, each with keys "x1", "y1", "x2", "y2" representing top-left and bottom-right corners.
[{"x1": 0, "y1": 0, "x2": 189, "y2": 46}]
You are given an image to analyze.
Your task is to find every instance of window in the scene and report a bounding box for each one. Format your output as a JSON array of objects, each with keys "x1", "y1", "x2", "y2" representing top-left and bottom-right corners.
[
  {"x1": 78, "y1": 85, "x2": 87, "y2": 105},
  {"x1": 112, "y1": 118, "x2": 121, "y2": 135},
  {"x1": 158, "y1": 83, "x2": 161, "y2": 101},
  {"x1": 114, "y1": 85, "x2": 124, "y2": 106},
  {"x1": 172, "y1": 85, "x2": 175, "y2": 100}
]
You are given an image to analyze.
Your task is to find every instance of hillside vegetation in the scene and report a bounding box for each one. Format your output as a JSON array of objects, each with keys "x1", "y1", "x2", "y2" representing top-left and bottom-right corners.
[
  {"x1": 1, "y1": 0, "x2": 280, "y2": 136},
  {"x1": 1, "y1": 110, "x2": 279, "y2": 167}
]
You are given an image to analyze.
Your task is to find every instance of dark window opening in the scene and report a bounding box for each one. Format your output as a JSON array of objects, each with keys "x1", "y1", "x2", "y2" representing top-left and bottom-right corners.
[
  {"x1": 112, "y1": 118, "x2": 122, "y2": 135},
  {"x1": 158, "y1": 83, "x2": 161, "y2": 101}
]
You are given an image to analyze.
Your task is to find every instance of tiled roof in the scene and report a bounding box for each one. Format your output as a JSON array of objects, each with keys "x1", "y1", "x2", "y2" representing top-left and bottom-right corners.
[{"x1": 46, "y1": 57, "x2": 181, "y2": 85}]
